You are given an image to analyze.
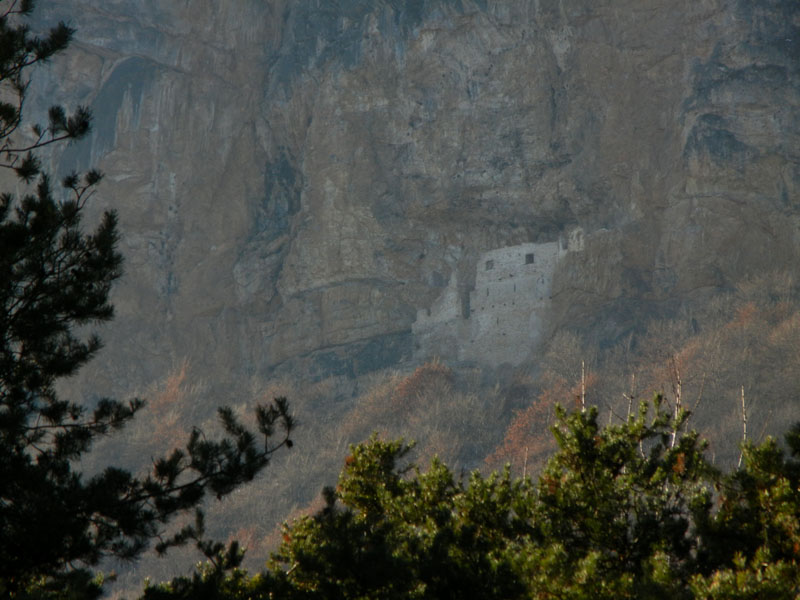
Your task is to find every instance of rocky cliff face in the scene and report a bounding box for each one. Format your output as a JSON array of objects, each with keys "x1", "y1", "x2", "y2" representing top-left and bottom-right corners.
[{"x1": 28, "y1": 0, "x2": 800, "y2": 394}]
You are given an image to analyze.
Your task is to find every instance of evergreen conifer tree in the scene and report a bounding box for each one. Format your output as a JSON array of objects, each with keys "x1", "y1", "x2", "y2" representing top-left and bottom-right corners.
[{"x1": 0, "y1": 3, "x2": 293, "y2": 597}]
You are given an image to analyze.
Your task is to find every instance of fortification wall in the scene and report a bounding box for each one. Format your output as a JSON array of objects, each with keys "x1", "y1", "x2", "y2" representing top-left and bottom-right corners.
[{"x1": 412, "y1": 229, "x2": 582, "y2": 366}]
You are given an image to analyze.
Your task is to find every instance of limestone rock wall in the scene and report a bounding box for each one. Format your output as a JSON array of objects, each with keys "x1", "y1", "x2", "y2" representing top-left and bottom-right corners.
[{"x1": 23, "y1": 0, "x2": 800, "y2": 393}]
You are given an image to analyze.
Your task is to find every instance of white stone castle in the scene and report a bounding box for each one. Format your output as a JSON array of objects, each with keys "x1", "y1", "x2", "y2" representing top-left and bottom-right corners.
[{"x1": 412, "y1": 228, "x2": 584, "y2": 366}]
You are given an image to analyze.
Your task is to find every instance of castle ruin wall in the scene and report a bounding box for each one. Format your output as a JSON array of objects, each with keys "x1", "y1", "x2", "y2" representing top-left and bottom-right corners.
[{"x1": 412, "y1": 230, "x2": 582, "y2": 366}]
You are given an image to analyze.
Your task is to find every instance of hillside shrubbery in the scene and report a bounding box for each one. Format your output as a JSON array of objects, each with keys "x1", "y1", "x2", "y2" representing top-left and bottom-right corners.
[
  {"x1": 114, "y1": 276, "x2": 800, "y2": 593},
  {"x1": 144, "y1": 397, "x2": 800, "y2": 599}
]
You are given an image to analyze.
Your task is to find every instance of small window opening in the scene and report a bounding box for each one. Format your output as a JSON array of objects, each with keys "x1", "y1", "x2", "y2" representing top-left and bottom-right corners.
[
  {"x1": 485, "y1": 259, "x2": 494, "y2": 271},
  {"x1": 525, "y1": 253, "x2": 535, "y2": 265}
]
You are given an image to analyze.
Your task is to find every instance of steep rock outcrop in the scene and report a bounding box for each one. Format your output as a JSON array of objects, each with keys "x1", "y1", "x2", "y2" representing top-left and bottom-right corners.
[{"x1": 26, "y1": 0, "x2": 799, "y2": 391}]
